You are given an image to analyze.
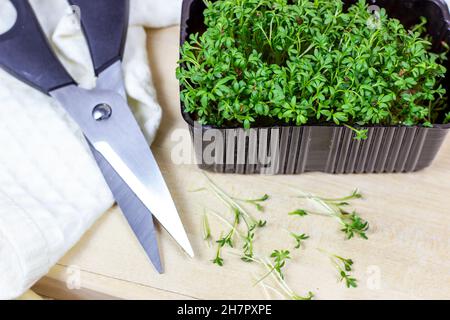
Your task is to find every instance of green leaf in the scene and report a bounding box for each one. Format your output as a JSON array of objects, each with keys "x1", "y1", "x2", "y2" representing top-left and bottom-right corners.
[
  {"x1": 289, "y1": 209, "x2": 308, "y2": 217},
  {"x1": 334, "y1": 112, "x2": 348, "y2": 123}
]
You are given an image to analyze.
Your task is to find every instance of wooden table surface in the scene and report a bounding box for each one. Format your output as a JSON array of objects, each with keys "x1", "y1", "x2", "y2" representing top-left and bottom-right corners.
[{"x1": 33, "y1": 26, "x2": 450, "y2": 300}]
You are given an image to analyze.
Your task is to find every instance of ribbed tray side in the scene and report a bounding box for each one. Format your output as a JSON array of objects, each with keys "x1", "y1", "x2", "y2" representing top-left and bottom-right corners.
[{"x1": 190, "y1": 125, "x2": 449, "y2": 174}]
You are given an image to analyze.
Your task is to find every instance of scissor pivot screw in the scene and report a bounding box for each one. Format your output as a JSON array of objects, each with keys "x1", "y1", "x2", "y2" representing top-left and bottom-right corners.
[{"x1": 93, "y1": 104, "x2": 112, "y2": 121}]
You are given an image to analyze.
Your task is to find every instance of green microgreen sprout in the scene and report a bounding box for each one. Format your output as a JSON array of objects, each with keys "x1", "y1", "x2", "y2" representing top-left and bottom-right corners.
[
  {"x1": 202, "y1": 212, "x2": 213, "y2": 247},
  {"x1": 216, "y1": 208, "x2": 241, "y2": 248},
  {"x1": 259, "y1": 281, "x2": 314, "y2": 301},
  {"x1": 339, "y1": 210, "x2": 369, "y2": 240},
  {"x1": 288, "y1": 209, "x2": 308, "y2": 217},
  {"x1": 178, "y1": 0, "x2": 448, "y2": 132},
  {"x1": 305, "y1": 189, "x2": 363, "y2": 202},
  {"x1": 291, "y1": 189, "x2": 369, "y2": 240},
  {"x1": 213, "y1": 232, "x2": 225, "y2": 266},
  {"x1": 445, "y1": 112, "x2": 450, "y2": 124},
  {"x1": 232, "y1": 194, "x2": 270, "y2": 212},
  {"x1": 212, "y1": 209, "x2": 240, "y2": 265},
  {"x1": 254, "y1": 249, "x2": 291, "y2": 285},
  {"x1": 204, "y1": 174, "x2": 267, "y2": 229},
  {"x1": 270, "y1": 249, "x2": 291, "y2": 280},
  {"x1": 290, "y1": 232, "x2": 310, "y2": 249},
  {"x1": 242, "y1": 224, "x2": 257, "y2": 262},
  {"x1": 319, "y1": 249, "x2": 358, "y2": 288},
  {"x1": 344, "y1": 124, "x2": 369, "y2": 140},
  {"x1": 207, "y1": 208, "x2": 248, "y2": 265},
  {"x1": 210, "y1": 213, "x2": 259, "y2": 264},
  {"x1": 230, "y1": 251, "x2": 314, "y2": 300},
  {"x1": 261, "y1": 249, "x2": 314, "y2": 300},
  {"x1": 202, "y1": 174, "x2": 267, "y2": 264}
]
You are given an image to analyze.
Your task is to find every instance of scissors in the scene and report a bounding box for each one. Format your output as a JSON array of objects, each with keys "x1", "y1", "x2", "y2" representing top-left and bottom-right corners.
[{"x1": 0, "y1": 0, "x2": 194, "y2": 273}]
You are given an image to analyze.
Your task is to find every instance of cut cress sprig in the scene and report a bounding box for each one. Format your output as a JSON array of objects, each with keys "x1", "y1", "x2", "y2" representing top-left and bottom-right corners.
[
  {"x1": 200, "y1": 174, "x2": 267, "y2": 264},
  {"x1": 319, "y1": 249, "x2": 358, "y2": 288},
  {"x1": 202, "y1": 212, "x2": 213, "y2": 247},
  {"x1": 290, "y1": 189, "x2": 369, "y2": 240},
  {"x1": 241, "y1": 251, "x2": 314, "y2": 300},
  {"x1": 290, "y1": 232, "x2": 310, "y2": 249}
]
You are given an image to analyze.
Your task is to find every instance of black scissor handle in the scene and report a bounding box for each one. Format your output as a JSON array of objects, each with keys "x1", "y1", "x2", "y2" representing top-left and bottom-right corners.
[
  {"x1": 0, "y1": 0, "x2": 75, "y2": 94},
  {"x1": 69, "y1": 0, "x2": 130, "y2": 76}
]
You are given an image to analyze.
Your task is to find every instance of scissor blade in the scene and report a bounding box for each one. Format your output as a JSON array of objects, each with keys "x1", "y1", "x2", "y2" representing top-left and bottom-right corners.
[
  {"x1": 88, "y1": 142, "x2": 163, "y2": 273},
  {"x1": 50, "y1": 64, "x2": 194, "y2": 257},
  {"x1": 94, "y1": 141, "x2": 194, "y2": 258}
]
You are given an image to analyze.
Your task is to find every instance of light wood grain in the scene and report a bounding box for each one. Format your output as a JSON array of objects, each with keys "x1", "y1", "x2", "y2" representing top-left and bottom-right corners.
[
  {"x1": 17, "y1": 291, "x2": 43, "y2": 300},
  {"x1": 34, "y1": 26, "x2": 450, "y2": 300}
]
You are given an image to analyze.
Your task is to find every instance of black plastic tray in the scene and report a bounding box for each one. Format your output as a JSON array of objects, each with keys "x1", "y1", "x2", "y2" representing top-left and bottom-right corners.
[{"x1": 180, "y1": 0, "x2": 450, "y2": 174}]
